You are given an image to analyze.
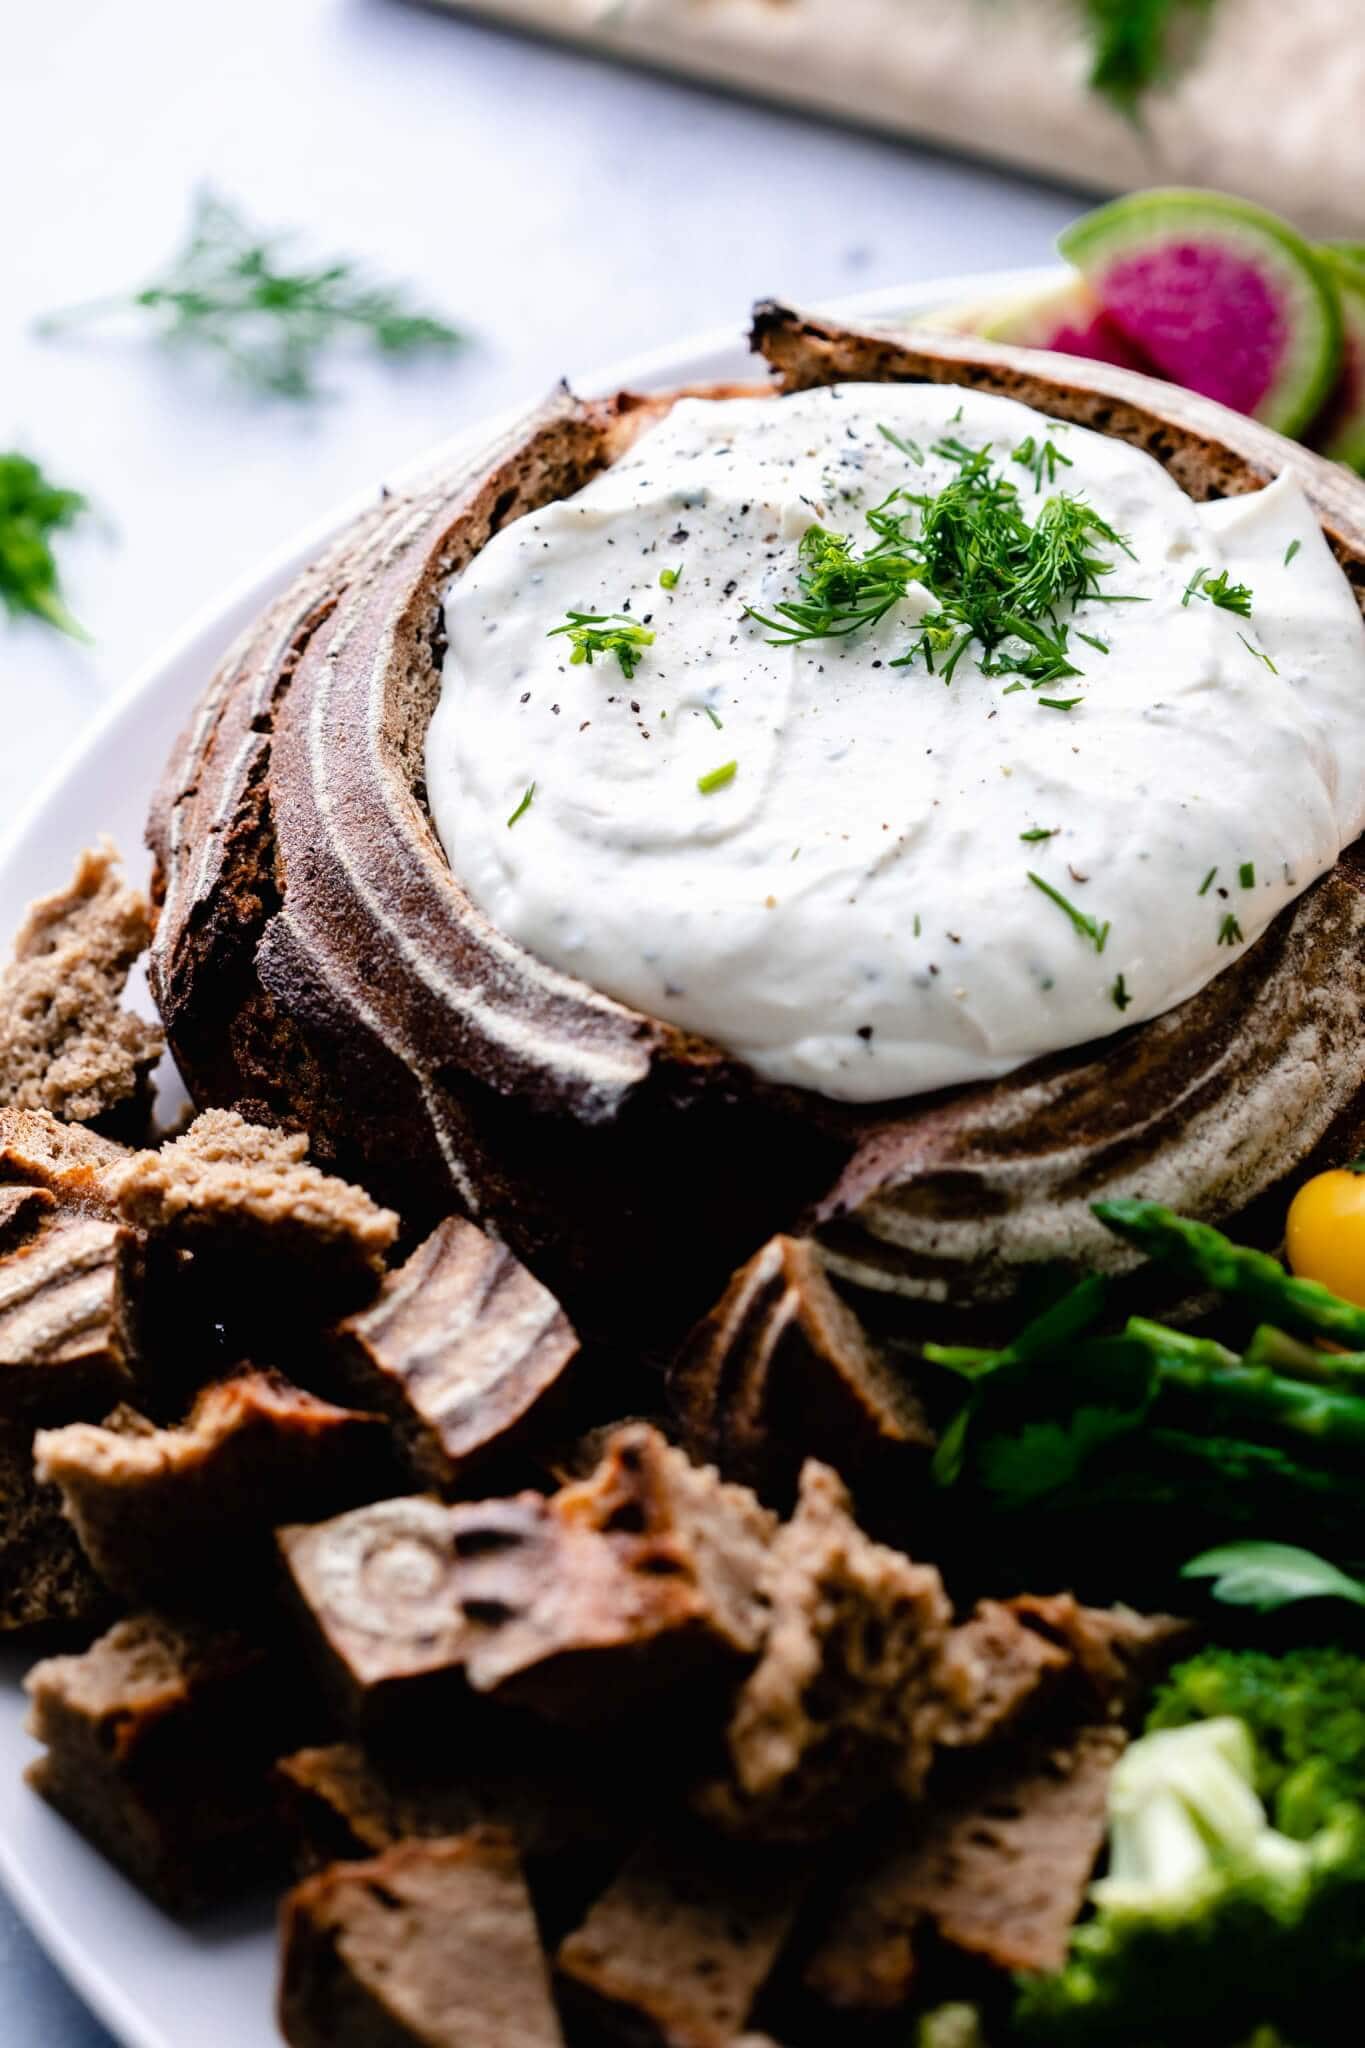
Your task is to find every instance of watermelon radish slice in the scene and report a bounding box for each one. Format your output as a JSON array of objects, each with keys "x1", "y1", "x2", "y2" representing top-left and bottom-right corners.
[
  {"x1": 926, "y1": 275, "x2": 1154, "y2": 370},
  {"x1": 1309, "y1": 248, "x2": 1365, "y2": 473},
  {"x1": 974, "y1": 275, "x2": 1156, "y2": 372},
  {"x1": 1059, "y1": 190, "x2": 1342, "y2": 438}
]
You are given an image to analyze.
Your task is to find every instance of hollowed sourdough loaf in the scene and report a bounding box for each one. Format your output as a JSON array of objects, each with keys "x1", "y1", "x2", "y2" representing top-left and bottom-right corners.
[{"x1": 147, "y1": 306, "x2": 1365, "y2": 1346}]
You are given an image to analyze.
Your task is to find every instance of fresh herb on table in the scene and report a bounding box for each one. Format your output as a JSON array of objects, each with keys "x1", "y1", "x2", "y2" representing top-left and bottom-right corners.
[
  {"x1": 0, "y1": 453, "x2": 90, "y2": 640},
  {"x1": 747, "y1": 433, "x2": 1138, "y2": 694},
  {"x1": 547, "y1": 609, "x2": 655, "y2": 680},
  {"x1": 37, "y1": 190, "x2": 465, "y2": 400},
  {"x1": 1028, "y1": 871, "x2": 1111, "y2": 952},
  {"x1": 1080, "y1": 0, "x2": 1220, "y2": 118}
]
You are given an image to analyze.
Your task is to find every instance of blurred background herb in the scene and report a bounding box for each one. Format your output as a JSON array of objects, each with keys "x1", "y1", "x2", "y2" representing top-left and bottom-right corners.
[{"x1": 0, "y1": 456, "x2": 90, "y2": 641}]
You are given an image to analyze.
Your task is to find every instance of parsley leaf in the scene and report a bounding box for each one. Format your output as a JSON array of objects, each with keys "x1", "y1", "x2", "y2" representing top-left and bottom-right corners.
[{"x1": 0, "y1": 454, "x2": 90, "y2": 640}]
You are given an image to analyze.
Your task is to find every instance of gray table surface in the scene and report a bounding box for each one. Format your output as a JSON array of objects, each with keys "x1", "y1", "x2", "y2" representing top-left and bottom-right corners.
[{"x1": 3, "y1": 1, "x2": 1084, "y2": 2038}]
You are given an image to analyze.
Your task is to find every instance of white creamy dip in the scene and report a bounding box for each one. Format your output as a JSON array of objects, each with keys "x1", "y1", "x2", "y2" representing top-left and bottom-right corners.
[{"x1": 427, "y1": 384, "x2": 1365, "y2": 1104}]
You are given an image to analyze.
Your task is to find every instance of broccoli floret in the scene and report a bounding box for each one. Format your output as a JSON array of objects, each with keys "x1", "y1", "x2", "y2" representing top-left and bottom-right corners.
[
  {"x1": 916, "y1": 2005, "x2": 990, "y2": 2048},
  {"x1": 1147, "y1": 1645, "x2": 1365, "y2": 1837},
  {"x1": 1012, "y1": 1717, "x2": 1365, "y2": 2045}
]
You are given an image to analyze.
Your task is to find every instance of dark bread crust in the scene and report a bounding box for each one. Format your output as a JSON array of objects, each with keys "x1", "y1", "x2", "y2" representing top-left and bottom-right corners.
[{"x1": 147, "y1": 312, "x2": 1365, "y2": 1334}]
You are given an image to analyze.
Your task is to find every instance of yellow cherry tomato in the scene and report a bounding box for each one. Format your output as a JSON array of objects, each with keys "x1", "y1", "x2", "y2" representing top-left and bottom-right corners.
[{"x1": 1286, "y1": 1169, "x2": 1365, "y2": 1308}]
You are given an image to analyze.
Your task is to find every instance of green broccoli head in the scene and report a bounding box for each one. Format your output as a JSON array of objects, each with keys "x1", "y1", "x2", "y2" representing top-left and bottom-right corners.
[
  {"x1": 1012, "y1": 1714, "x2": 1365, "y2": 2045},
  {"x1": 1147, "y1": 1645, "x2": 1365, "y2": 1837}
]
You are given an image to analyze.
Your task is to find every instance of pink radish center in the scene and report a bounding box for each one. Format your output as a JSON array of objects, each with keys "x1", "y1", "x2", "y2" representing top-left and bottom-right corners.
[{"x1": 1097, "y1": 241, "x2": 1288, "y2": 417}]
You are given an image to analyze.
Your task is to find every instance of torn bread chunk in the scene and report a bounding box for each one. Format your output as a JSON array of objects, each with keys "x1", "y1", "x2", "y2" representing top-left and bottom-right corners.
[
  {"x1": 279, "y1": 1425, "x2": 774, "y2": 1730},
  {"x1": 0, "y1": 1209, "x2": 134, "y2": 1421},
  {"x1": 34, "y1": 1372, "x2": 390, "y2": 1606},
  {"x1": 24, "y1": 1612, "x2": 308, "y2": 1912},
  {"x1": 557, "y1": 1820, "x2": 808, "y2": 2048},
  {"x1": 0, "y1": 1184, "x2": 54, "y2": 1252},
  {"x1": 670, "y1": 1235, "x2": 932, "y2": 1501},
  {"x1": 1004, "y1": 1593, "x2": 1194, "y2": 1719},
  {"x1": 333, "y1": 1216, "x2": 580, "y2": 1491},
  {"x1": 277, "y1": 1736, "x2": 629, "y2": 1876},
  {"x1": 806, "y1": 1724, "x2": 1127, "y2": 2012},
  {"x1": 0, "y1": 842, "x2": 163, "y2": 1126},
  {"x1": 110, "y1": 1108, "x2": 398, "y2": 1318},
  {"x1": 0, "y1": 1106, "x2": 128, "y2": 1217},
  {"x1": 278, "y1": 1830, "x2": 565, "y2": 2048},
  {"x1": 934, "y1": 1599, "x2": 1073, "y2": 1752},
  {"x1": 696, "y1": 1461, "x2": 951, "y2": 1841},
  {"x1": 0, "y1": 1423, "x2": 111, "y2": 1634}
]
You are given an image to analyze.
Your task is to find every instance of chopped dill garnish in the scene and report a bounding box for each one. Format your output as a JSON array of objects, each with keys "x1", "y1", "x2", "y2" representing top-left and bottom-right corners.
[
  {"x1": 659, "y1": 565, "x2": 682, "y2": 590},
  {"x1": 1111, "y1": 973, "x2": 1133, "y2": 1011},
  {"x1": 1002, "y1": 680, "x2": 1027, "y2": 695},
  {"x1": 748, "y1": 435, "x2": 1138, "y2": 692},
  {"x1": 1038, "y1": 695, "x2": 1082, "y2": 711},
  {"x1": 702, "y1": 704, "x2": 723, "y2": 729},
  {"x1": 1020, "y1": 827, "x2": 1059, "y2": 842},
  {"x1": 1238, "y1": 632, "x2": 1278, "y2": 674},
  {"x1": 1239, "y1": 860, "x2": 1256, "y2": 888},
  {"x1": 1013, "y1": 433, "x2": 1074, "y2": 491},
  {"x1": 1218, "y1": 912, "x2": 1245, "y2": 947},
  {"x1": 506, "y1": 782, "x2": 535, "y2": 828},
  {"x1": 913, "y1": 912, "x2": 922, "y2": 936},
  {"x1": 1198, "y1": 867, "x2": 1218, "y2": 896},
  {"x1": 1181, "y1": 564, "x2": 1209, "y2": 607},
  {"x1": 1029, "y1": 871, "x2": 1111, "y2": 954},
  {"x1": 547, "y1": 608, "x2": 655, "y2": 679},
  {"x1": 1076, "y1": 631, "x2": 1110, "y2": 654},
  {"x1": 878, "y1": 422, "x2": 924, "y2": 463},
  {"x1": 697, "y1": 760, "x2": 737, "y2": 794},
  {"x1": 1285, "y1": 538, "x2": 1302, "y2": 567}
]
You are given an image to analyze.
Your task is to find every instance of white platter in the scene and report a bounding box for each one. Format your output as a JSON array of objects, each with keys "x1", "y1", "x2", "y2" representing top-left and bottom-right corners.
[{"x1": 0, "y1": 269, "x2": 1051, "y2": 2048}]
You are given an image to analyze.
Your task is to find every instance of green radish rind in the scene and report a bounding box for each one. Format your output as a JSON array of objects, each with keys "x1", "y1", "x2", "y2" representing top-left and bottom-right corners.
[
  {"x1": 1060, "y1": 189, "x2": 1343, "y2": 440},
  {"x1": 1314, "y1": 246, "x2": 1365, "y2": 473}
]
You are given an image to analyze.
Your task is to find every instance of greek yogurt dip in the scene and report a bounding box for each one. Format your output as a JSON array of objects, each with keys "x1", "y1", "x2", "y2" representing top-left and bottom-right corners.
[{"x1": 426, "y1": 383, "x2": 1365, "y2": 1104}]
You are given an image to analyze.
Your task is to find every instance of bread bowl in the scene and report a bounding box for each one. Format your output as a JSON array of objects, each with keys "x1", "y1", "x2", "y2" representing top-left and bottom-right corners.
[{"x1": 146, "y1": 304, "x2": 1365, "y2": 1345}]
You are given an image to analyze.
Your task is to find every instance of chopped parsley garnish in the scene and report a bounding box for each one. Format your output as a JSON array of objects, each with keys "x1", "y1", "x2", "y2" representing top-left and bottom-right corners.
[
  {"x1": 697, "y1": 760, "x2": 737, "y2": 794},
  {"x1": 1239, "y1": 861, "x2": 1256, "y2": 889},
  {"x1": 1218, "y1": 912, "x2": 1245, "y2": 947},
  {"x1": 1111, "y1": 972, "x2": 1133, "y2": 1011},
  {"x1": 1285, "y1": 538, "x2": 1302, "y2": 567},
  {"x1": 747, "y1": 435, "x2": 1138, "y2": 691},
  {"x1": 878, "y1": 422, "x2": 924, "y2": 464},
  {"x1": 1029, "y1": 871, "x2": 1111, "y2": 954},
  {"x1": 547, "y1": 609, "x2": 655, "y2": 680},
  {"x1": 1238, "y1": 632, "x2": 1279, "y2": 674},
  {"x1": 1020, "y1": 827, "x2": 1059, "y2": 842},
  {"x1": 1199, "y1": 866, "x2": 1218, "y2": 896},
  {"x1": 659, "y1": 565, "x2": 682, "y2": 590},
  {"x1": 0, "y1": 453, "x2": 90, "y2": 640},
  {"x1": 1013, "y1": 433, "x2": 1074, "y2": 491},
  {"x1": 506, "y1": 782, "x2": 535, "y2": 828}
]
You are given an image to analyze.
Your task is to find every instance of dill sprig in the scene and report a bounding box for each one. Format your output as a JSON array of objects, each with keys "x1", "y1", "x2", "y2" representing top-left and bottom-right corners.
[
  {"x1": 0, "y1": 453, "x2": 90, "y2": 641},
  {"x1": 748, "y1": 434, "x2": 1138, "y2": 695},
  {"x1": 547, "y1": 609, "x2": 655, "y2": 680},
  {"x1": 1081, "y1": 0, "x2": 1219, "y2": 117},
  {"x1": 1012, "y1": 433, "x2": 1074, "y2": 491},
  {"x1": 1218, "y1": 912, "x2": 1246, "y2": 947},
  {"x1": 1029, "y1": 871, "x2": 1111, "y2": 954},
  {"x1": 507, "y1": 783, "x2": 535, "y2": 828},
  {"x1": 37, "y1": 190, "x2": 465, "y2": 399}
]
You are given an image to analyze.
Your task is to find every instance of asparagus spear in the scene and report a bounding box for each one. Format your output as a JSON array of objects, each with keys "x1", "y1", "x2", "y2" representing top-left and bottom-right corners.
[
  {"x1": 1127, "y1": 1317, "x2": 1365, "y2": 1457},
  {"x1": 1095, "y1": 1198, "x2": 1365, "y2": 1350},
  {"x1": 1244, "y1": 1323, "x2": 1365, "y2": 1392}
]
